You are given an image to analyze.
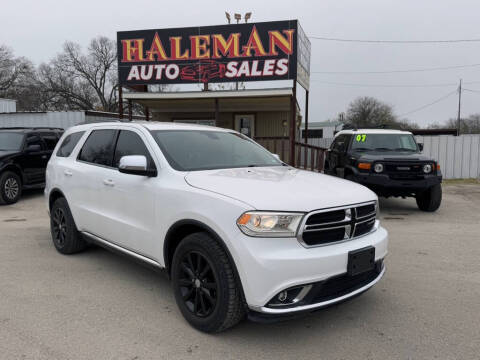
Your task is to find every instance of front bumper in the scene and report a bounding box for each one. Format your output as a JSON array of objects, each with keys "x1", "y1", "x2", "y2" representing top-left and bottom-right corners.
[
  {"x1": 352, "y1": 172, "x2": 442, "y2": 195},
  {"x1": 229, "y1": 225, "x2": 388, "y2": 313}
]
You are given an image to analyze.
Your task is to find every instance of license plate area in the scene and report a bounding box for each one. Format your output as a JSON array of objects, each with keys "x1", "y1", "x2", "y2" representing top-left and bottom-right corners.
[{"x1": 347, "y1": 246, "x2": 375, "y2": 276}]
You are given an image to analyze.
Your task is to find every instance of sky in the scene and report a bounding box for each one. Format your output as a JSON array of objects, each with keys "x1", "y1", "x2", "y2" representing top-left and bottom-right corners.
[{"x1": 1, "y1": 0, "x2": 480, "y2": 127}]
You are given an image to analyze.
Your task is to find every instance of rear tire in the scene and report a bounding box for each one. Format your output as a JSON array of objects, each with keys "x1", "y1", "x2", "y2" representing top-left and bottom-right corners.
[
  {"x1": 0, "y1": 171, "x2": 22, "y2": 205},
  {"x1": 416, "y1": 184, "x2": 442, "y2": 212},
  {"x1": 50, "y1": 197, "x2": 86, "y2": 254},
  {"x1": 171, "y1": 232, "x2": 245, "y2": 333}
]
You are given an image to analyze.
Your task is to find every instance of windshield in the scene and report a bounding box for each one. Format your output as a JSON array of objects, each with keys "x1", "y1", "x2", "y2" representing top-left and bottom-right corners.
[
  {"x1": 350, "y1": 133, "x2": 418, "y2": 152},
  {"x1": 151, "y1": 130, "x2": 283, "y2": 171},
  {"x1": 0, "y1": 132, "x2": 24, "y2": 151}
]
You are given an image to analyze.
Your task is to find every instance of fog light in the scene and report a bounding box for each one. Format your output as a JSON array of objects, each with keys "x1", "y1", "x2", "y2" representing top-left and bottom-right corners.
[
  {"x1": 278, "y1": 291, "x2": 288, "y2": 302},
  {"x1": 374, "y1": 163, "x2": 384, "y2": 173}
]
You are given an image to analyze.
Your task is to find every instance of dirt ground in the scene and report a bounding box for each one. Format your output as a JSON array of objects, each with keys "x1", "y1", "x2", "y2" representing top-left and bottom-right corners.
[{"x1": 0, "y1": 184, "x2": 479, "y2": 359}]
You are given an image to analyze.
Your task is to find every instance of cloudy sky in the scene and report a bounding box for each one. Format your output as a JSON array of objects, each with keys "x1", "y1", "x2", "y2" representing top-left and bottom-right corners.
[{"x1": 1, "y1": 0, "x2": 480, "y2": 127}]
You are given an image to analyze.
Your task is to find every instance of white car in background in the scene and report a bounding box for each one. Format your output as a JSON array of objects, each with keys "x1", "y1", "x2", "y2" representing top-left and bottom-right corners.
[{"x1": 45, "y1": 122, "x2": 388, "y2": 332}]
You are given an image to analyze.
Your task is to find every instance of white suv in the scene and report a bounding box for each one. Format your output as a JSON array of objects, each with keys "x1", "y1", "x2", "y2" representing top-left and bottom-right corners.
[{"x1": 45, "y1": 122, "x2": 388, "y2": 332}]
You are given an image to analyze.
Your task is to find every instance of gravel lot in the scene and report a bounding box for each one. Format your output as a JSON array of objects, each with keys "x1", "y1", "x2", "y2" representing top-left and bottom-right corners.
[{"x1": 1, "y1": 184, "x2": 479, "y2": 360}]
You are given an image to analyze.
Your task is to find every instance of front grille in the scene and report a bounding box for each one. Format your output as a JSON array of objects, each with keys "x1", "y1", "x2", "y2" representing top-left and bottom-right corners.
[
  {"x1": 382, "y1": 162, "x2": 426, "y2": 181},
  {"x1": 300, "y1": 202, "x2": 377, "y2": 247}
]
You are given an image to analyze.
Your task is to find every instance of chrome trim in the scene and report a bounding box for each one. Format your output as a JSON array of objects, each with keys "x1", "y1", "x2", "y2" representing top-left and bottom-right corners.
[
  {"x1": 297, "y1": 200, "x2": 377, "y2": 248},
  {"x1": 268, "y1": 284, "x2": 313, "y2": 307},
  {"x1": 250, "y1": 265, "x2": 386, "y2": 314},
  {"x1": 81, "y1": 232, "x2": 163, "y2": 269}
]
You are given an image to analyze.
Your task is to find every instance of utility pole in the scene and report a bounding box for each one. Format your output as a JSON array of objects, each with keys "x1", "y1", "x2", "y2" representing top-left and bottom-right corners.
[{"x1": 457, "y1": 79, "x2": 462, "y2": 135}]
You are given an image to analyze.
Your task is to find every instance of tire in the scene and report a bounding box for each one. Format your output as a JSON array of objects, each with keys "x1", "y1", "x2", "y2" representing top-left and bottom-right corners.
[
  {"x1": 416, "y1": 184, "x2": 442, "y2": 212},
  {"x1": 0, "y1": 171, "x2": 22, "y2": 205},
  {"x1": 171, "y1": 232, "x2": 245, "y2": 333},
  {"x1": 50, "y1": 197, "x2": 86, "y2": 254}
]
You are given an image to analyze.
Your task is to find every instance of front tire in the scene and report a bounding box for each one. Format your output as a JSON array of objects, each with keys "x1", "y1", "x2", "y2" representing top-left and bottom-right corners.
[
  {"x1": 416, "y1": 184, "x2": 442, "y2": 212},
  {"x1": 171, "y1": 232, "x2": 245, "y2": 333},
  {"x1": 0, "y1": 171, "x2": 22, "y2": 205},
  {"x1": 50, "y1": 198, "x2": 86, "y2": 254}
]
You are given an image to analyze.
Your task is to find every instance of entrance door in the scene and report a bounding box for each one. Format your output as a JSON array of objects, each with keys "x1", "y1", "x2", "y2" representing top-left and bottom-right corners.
[{"x1": 234, "y1": 114, "x2": 255, "y2": 138}]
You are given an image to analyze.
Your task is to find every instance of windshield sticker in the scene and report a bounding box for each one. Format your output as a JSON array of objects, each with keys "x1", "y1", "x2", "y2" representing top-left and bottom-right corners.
[{"x1": 355, "y1": 134, "x2": 367, "y2": 142}]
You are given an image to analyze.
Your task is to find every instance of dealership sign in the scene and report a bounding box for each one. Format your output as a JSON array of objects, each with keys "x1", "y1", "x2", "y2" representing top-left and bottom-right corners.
[{"x1": 117, "y1": 20, "x2": 310, "y2": 89}]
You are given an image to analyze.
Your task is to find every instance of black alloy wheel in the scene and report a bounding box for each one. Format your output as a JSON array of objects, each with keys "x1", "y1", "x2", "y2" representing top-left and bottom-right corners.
[
  {"x1": 52, "y1": 207, "x2": 67, "y2": 249},
  {"x1": 50, "y1": 197, "x2": 86, "y2": 254},
  {"x1": 178, "y1": 251, "x2": 218, "y2": 318},
  {"x1": 171, "y1": 232, "x2": 245, "y2": 332}
]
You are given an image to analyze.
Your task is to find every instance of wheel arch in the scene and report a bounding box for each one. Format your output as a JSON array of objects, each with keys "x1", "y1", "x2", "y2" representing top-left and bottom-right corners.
[
  {"x1": 1, "y1": 164, "x2": 24, "y2": 185},
  {"x1": 163, "y1": 219, "x2": 246, "y2": 300},
  {"x1": 48, "y1": 187, "x2": 67, "y2": 211}
]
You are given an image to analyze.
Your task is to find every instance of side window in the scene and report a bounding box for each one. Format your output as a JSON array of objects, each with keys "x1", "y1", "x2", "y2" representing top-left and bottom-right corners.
[
  {"x1": 333, "y1": 135, "x2": 346, "y2": 151},
  {"x1": 40, "y1": 133, "x2": 59, "y2": 151},
  {"x1": 56, "y1": 131, "x2": 85, "y2": 157},
  {"x1": 78, "y1": 129, "x2": 117, "y2": 167},
  {"x1": 113, "y1": 130, "x2": 155, "y2": 168},
  {"x1": 25, "y1": 134, "x2": 45, "y2": 150}
]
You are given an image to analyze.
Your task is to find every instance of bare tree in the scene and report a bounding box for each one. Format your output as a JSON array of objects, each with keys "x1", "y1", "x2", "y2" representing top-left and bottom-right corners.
[{"x1": 38, "y1": 36, "x2": 119, "y2": 111}]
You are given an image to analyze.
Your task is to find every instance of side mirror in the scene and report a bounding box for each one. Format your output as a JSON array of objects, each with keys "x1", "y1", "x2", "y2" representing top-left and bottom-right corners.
[
  {"x1": 118, "y1": 155, "x2": 157, "y2": 177},
  {"x1": 26, "y1": 144, "x2": 41, "y2": 153},
  {"x1": 418, "y1": 143, "x2": 424, "y2": 151}
]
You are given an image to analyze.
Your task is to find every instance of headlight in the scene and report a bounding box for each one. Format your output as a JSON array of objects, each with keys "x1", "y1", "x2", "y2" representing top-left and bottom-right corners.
[
  {"x1": 374, "y1": 163, "x2": 384, "y2": 173},
  {"x1": 236, "y1": 212, "x2": 304, "y2": 237},
  {"x1": 423, "y1": 164, "x2": 432, "y2": 173}
]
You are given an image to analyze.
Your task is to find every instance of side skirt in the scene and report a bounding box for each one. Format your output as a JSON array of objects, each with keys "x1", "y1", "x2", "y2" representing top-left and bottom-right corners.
[{"x1": 81, "y1": 231, "x2": 164, "y2": 270}]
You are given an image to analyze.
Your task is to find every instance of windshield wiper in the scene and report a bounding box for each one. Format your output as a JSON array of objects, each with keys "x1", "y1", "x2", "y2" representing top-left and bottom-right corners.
[
  {"x1": 352, "y1": 147, "x2": 371, "y2": 151},
  {"x1": 394, "y1": 147, "x2": 416, "y2": 152},
  {"x1": 374, "y1": 147, "x2": 392, "y2": 151}
]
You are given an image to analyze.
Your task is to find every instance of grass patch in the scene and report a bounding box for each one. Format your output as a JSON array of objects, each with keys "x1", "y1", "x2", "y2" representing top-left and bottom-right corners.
[{"x1": 443, "y1": 178, "x2": 480, "y2": 185}]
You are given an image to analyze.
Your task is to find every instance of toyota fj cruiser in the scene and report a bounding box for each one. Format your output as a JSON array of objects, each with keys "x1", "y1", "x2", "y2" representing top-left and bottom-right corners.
[{"x1": 325, "y1": 129, "x2": 442, "y2": 212}]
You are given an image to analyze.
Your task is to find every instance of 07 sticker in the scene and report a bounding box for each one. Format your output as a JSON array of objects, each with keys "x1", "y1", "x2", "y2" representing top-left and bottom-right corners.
[{"x1": 356, "y1": 134, "x2": 367, "y2": 142}]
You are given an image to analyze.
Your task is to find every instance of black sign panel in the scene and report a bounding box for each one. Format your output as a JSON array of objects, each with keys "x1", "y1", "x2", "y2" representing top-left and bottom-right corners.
[{"x1": 117, "y1": 20, "x2": 298, "y2": 86}]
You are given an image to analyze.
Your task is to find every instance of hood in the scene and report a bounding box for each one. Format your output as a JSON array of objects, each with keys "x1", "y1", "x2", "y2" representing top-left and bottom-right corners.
[
  {"x1": 184, "y1": 166, "x2": 377, "y2": 212},
  {"x1": 0, "y1": 150, "x2": 19, "y2": 160},
  {"x1": 353, "y1": 151, "x2": 431, "y2": 162}
]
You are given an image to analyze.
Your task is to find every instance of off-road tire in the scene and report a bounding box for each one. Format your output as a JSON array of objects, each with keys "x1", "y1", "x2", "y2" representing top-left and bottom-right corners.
[
  {"x1": 0, "y1": 171, "x2": 22, "y2": 205},
  {"x1": 50, "y1": 197, "x2": 86, "y2": 254},
  {"x1": 171, "y1": 232, "x2": 245, "y2": 333},
  {"x1": 416, "y1": 183, "x2": 442, "y2": 212}
]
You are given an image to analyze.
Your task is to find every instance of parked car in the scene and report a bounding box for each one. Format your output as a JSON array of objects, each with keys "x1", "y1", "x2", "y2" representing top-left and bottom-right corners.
[
  {"x1": 324, "y1": 129, "x2": 442, "y2": 211},
  {"x1": 45, "y1": 122, "x2": 388, "y2": 332},
  {"x1": 0, "y1": 127, "x2": 63, "y2": 204}
]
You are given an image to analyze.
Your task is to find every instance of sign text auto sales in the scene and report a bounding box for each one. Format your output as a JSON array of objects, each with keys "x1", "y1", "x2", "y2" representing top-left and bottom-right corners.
[{"x1": 117, "y1": 20, "x2": 301, "y2": 85}]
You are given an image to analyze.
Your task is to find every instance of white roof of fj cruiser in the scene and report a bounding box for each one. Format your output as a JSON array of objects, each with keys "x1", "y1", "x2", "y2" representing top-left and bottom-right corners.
[{"x1": 335, "y1": 129, "x2": 413, "y2": 137}]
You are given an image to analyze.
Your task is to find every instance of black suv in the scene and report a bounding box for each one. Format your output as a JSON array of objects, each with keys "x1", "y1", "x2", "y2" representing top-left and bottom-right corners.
[
  {"x1": 0, "y1": 127, "x2": 63, "y2": 204},
  {"x1": 325, "y1": 129, "x2": 442, "y2": 212}
]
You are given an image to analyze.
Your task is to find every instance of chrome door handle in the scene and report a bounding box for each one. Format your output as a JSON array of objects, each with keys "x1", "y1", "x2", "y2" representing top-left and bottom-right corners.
[
  {"x1": 64, "y1": 170, "x2": 73, "y2": 177},
  {"x1": 103, "y1": 179, "x2": 115, "y2": 187}
]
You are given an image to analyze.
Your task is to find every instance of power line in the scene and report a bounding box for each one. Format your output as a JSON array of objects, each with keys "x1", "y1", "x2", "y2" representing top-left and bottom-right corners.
[
  {"x1": 310, "y1": 80, "x2": 459, "y2": 88},
  {"x1": 309, "y1": 36, "x2": 480, "y2": 44},
  {"x1": 398, "y1": 90, "x2": 458, "y2": 117},
  {"x1": 311, "y1": 63, "x2": 480, "y2": 74}
]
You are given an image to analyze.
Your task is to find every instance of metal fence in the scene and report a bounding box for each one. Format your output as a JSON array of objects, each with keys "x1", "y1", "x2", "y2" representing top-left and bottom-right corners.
[{"x1": 416, "y1": 134, "x2": 480, "y2": 179}]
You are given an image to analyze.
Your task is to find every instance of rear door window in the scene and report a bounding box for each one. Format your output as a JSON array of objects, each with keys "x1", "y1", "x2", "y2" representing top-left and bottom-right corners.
[
  {"x1": 113, "y1": 130, "x2": 155, "y2": 168},
  {"x1": 57, "y1": 131, "x2": 85, "y2": 157},
  {"x1": 78, "y1": 129, "x2": 117, "y2": 167}
]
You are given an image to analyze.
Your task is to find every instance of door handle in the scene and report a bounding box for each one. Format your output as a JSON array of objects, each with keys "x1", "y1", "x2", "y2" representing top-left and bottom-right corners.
[
  {"x1": 103, "y1": 179, "x2": 115, "y2": 187},
  {"x1": 42, "y1": 155, "x2": 48, "y2": 159},
  {"x1": 64, "y1": 170, "x2": 73, "y2": 177}
]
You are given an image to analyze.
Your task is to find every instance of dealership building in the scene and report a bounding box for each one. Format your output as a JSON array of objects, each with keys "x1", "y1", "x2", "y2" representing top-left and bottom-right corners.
[{"x1": 117, "y1": 20, "x2": 322, "y2": 168}]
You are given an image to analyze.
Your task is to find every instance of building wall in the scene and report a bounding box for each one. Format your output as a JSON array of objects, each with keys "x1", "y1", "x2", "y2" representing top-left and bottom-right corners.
[
  {"x1": 0, "y1": 111, "x2": 121, "y2": 129},
  {"x1": 152, "y1": 110, "x2": 290, "y2": 137},
  {"x1": 0, "y1": 99, "x2": 17, "y2": 113}
]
